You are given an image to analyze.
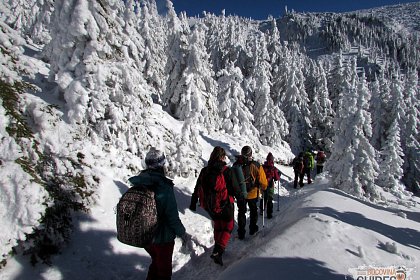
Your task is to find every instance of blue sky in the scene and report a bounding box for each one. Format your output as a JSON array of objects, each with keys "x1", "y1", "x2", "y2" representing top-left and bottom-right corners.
[{"x1": 165, "y1": 0, "x2": 418, "y2": 20}]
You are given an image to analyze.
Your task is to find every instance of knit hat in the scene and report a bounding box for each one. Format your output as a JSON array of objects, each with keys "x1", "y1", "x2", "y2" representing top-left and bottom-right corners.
[
  {"x1": 145, "y1": 147, "x2": 166, "y2": 169},
  {"x1": 241, "y1": 146, "x2": 252, "y2": 159},
  {"x1": 266, "y1": 152, "x2": 274, "y2": 161}
]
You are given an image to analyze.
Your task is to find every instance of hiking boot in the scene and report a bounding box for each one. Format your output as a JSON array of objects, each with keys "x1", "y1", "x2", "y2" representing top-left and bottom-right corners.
[
  {"x1": 210, "y1": 245, "x2": 224, "y2": 266},
  {"x1": 210, "y1": 247, "x2": 218, "y2": 258},
  {"x1": 267, "y1": 214, "x2": 273, "y2": 219},
  {"x1": 249, "y1": 226, "x2": 259, "y2": 235},
  {"x1": 212, "y1": 252, "x2": 223, "y2": 266}
]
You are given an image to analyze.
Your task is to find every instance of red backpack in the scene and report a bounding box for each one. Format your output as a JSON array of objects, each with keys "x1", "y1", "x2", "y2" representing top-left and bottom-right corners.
[
  {"x1": 198, "y1": 166, "x2": 229, "y2": 216},
  {"x1": 317, "y1": 151, "x2": 326, "y2": 164},
  {"x1": 263, "y1": 163, "x2": 278, "y2": 188}
]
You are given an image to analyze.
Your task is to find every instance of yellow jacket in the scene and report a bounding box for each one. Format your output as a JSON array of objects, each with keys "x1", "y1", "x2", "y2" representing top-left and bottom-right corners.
[{"x1": 242, "y1": 161, "x2": 268, "y2": 199}]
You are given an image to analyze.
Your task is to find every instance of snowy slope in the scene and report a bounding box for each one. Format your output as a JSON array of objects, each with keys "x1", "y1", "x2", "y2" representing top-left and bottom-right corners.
[
  {"x1": 1, "y1": 123, "x2": 419, "y2": 279},
  {"x1": 352, "y1": 2, "x2": 420, "y2": 35},
  {"x1": 0, "y1": 1, "x2": 419, "y2": 280}
]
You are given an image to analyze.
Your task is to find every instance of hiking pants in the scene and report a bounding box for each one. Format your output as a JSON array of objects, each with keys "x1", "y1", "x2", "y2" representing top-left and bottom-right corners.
[
  {"x1": 259, "y1": 189, "x2": 273, "y2": 217},
  {"x1": 237, "y1": 198, "x2": 259, "y2": 234},
  {"x1": 294, "y1": 171, "x2": 304, "y2": 188},
  {"x1": 247, "y1": 198, "x2": 259, "y2": 232},
  {"x1": 145, "y1": 241, "x2": 175, "y2": 280},
  {"x1": 304, "y1": 167, "x2": 312, "y2": 183},
  {"x1": 237, "y1": 198, "x2": 247, "y2": 237},
  {"x1": 213, "y1": 218, "x2": 234, "y2": 250},
  {"x1": 317, "y1": 165, "x2": 324, "y2": 174}
]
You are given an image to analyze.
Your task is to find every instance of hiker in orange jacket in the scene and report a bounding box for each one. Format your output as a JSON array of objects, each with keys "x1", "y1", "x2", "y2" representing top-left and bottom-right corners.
[{"x1": 233, "y1": 146, "x2": 268, "y2": 238}]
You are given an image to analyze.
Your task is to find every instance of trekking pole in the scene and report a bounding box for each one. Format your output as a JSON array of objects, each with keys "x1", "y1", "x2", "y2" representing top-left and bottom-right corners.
[
  {"x1": 262, "y1": 190, "x2": 265, "y2": 232},
  {"x1": 276, "y1": 181, "x2": 279, "y2": 211}
]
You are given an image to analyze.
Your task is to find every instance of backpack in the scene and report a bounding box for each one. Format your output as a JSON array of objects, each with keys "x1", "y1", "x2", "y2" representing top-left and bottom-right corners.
[
  {"x1": 231, "y1": 164, "x2": 247, "y2": 198},
  {"x1": 198, "y1": 166, "x2": 229, "y2": 217},
  {"x1": 116, "y1": 185, "x2": 158, "y2": 248},
  {"x1": 317, "y1": 151, "x2": 326, "y2": 164},
  {"x1": 263, "y1": 164, "x2": 276, "y2": 189},
  {"x1": 293, "y1": 157, "x2": 304, "y2": 173},
  {"x1": 242, "y1": 161, "x2": 258, "y2": 192},
  {"x1": 303, "y1": 153, "x2": 314, "y2": 168}
]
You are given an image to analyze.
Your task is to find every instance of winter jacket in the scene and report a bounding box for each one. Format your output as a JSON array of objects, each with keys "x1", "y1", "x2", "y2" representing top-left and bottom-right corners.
[
  {"x1": 129, "y1": 169, "x2": 185, "y2": 244},
  {"x1": 263, "y1": 160, "x2": 280, "y2": 188},
  {"x1": 303, "y1": 152, "x2": 315, "y2": 169},
  {"x1": 292, "y1": 156, "x2": 304, "y2": 174},
  {"x1": 233, "y1": 156, "x2": 268, "y2": 200},
  {"x1": 191, "y1": 161, "x2": 242, "y2": 206},
  {"x1": 316, "y1": 151, "x2": 326, "y2": 166}
]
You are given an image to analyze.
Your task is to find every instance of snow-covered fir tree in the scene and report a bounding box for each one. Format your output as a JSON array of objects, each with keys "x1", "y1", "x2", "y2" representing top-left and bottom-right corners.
[
  {"x1": 401, "y1": 70, "x2": 420, "y2": 193},
  {"x1": 388, "y1": 71, "x2": 406, "y2": 132},
  {"x1": 327, "y1": 52, "x2": 344, "y2": 114},
  {"x1": 326, "y1": 61, "x2": 379, "y2": 199},
  {"x1": 163, "y1": 9, "x2": 190, "y2": 113},
  {"x1": 353, "y1": 72, "x2": 380, "y2": 199},
  {"x1": 174, "y1": 117, "x2": 202, "y2": 177},
  {"x1": 251, "y1": 35, "x2": 288, "y2": 146},
  {"x1": 0, "y1": 0, "x2": 53, "y2": 44},
  {"x1": 370, "y1": 74, "x2": 386, "y2": 151},
  {"x1": 217, "y1": 62, "x2": 257, "y2": 137},
  {"x1": 309, "y1": 61, "x2": 334, "y2": 151},
  {"x1": 168, "y1": 24, "x2": 219, "y2": 131},
  {"x1": 280, "y1": 59, "x2": 311, "y2": 153},
  {"x1": 138, "y1": 0, "x2": 167, "y2": 100},
  {"x1": 377, "y1": 119, "x2": 405, "y2": 195}
]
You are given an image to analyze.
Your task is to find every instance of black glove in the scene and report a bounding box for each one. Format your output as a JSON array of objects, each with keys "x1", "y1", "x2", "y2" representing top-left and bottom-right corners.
[
  {"x1": 189, "y1": 193, "x2": 198, "y2": 211},
  {"x1": 180, "y1": 233, "x2": 194, "y2": 254},
  {"x1": 189, "y1": 202, "x2": 197, "y2": 211}
]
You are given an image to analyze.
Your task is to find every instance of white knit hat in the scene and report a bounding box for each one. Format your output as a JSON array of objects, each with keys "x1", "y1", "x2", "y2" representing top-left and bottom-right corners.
[{"x1": 145, "y1": 147, "x2": 166, "y2": 169}]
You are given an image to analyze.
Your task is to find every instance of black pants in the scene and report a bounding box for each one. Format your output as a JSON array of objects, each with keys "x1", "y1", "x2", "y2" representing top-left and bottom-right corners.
[
  {"x1": 317, "y1": 165, "x2": 324, "y2": 174},
  {"x1": 237, "y1": 198, "x2": 259, "y2": 235},
  {"x1": 304, "y1": 167, "x2": 312, "y2": 183},
  {"x1": 294, "y1": 171, "x2": 304, "y2": 188}
]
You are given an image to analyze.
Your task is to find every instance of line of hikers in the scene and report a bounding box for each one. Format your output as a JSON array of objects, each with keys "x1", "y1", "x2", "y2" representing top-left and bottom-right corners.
[
  {"x1": 124, "y1": 145, "x2": 326, "y2": 279},
  {"x1": 189, "y1": 145, "x2": 281, "y2": 266},
  {"x1": 292, "y1": 149, "x2": 326, "y2": 188}
]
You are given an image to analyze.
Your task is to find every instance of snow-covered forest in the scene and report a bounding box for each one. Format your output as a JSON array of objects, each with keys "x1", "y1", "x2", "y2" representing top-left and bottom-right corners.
[{"x1": 0, "y1": 0, "x2": 419, "y2": 274}]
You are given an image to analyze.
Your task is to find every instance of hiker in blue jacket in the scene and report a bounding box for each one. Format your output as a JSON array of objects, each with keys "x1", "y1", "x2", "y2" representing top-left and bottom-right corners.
[{"x1": 129, "y1": 147, "x2": 189, "y2": 280}]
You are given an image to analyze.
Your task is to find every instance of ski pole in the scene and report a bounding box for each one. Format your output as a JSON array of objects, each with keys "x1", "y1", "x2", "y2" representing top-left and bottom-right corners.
[
  {"x1": 262, "y1": 190, "x2": 265, "y2": 230},
  {"x1": 277, "y1": 180, "x2": 280, "y2": 211}
]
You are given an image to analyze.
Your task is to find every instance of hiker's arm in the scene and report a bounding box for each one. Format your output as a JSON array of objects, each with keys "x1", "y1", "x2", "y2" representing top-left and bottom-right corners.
[
  {"x1": 189, "y1": 169, "x2": 204, "y2": 211},
  {"x1": 225, "y1": 168, "x2": 243, "y2": 200},
  {"x1": 258, "y1": 165, "x2": 268, "y2": 190},
  {"x1": 166, "y1": 187, "x2": 186, "y2": 237},
  {"x1": 274, "y1": 168, "x2": 281, "y2": 181}
]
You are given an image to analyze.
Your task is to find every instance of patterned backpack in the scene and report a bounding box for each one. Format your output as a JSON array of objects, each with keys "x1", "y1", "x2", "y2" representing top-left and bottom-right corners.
[{"x1": 116, "y1": 186, "x2": 158, "y2": 248}]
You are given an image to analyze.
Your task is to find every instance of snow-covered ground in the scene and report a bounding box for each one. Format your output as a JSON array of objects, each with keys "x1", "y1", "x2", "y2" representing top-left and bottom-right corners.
[
  {"x1": 1, "y1": 127, "x2": 419, "y2": 279},
  {"x1": 1, "y1": 1, "x2": 419, "y2": 279}
]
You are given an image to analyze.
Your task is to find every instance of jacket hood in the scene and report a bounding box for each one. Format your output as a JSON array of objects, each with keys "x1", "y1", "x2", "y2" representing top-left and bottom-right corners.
[
  {"x1": 208, "y1": 160, "x2": 226, "y2": 172},
  {"x1": 128, "y1": 169, "x2": 172, "y2": 187}
]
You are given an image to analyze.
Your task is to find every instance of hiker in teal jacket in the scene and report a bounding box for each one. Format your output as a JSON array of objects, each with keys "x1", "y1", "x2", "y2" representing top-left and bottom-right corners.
[{"x1": 129, "y1": 148, "x2": 187, "y2": 280}]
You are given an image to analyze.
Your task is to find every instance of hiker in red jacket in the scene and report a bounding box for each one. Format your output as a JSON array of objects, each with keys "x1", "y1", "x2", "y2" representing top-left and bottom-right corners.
[
  {"x1": 316, "y1": 149, "x2": 327, "y2": 174},
  {"x1": 189, "y1": 146, "x2": 244, "y2": 266},
  {"x1": 260, "y1": 152, "x2": 281, "y2": 219}
]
